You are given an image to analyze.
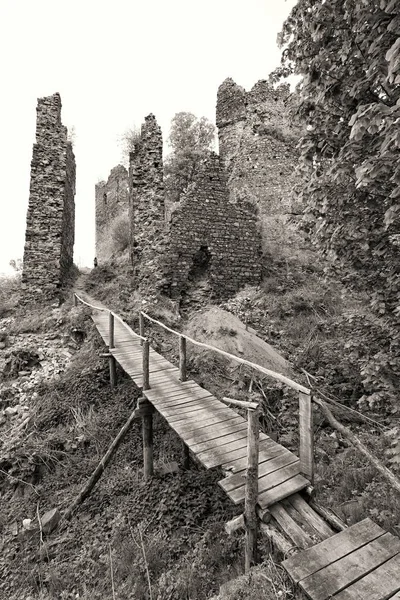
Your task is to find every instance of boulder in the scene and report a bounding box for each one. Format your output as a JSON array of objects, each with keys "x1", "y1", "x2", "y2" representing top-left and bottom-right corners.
[{"x1": 41, "y1": 508, "x2": 61, "y2": 534}]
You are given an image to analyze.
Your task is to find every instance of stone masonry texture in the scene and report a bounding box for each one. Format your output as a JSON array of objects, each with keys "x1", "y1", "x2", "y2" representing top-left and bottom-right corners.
[
  {"x1": 166, "y1": 153, "x2": 262, "y2": 299},
  {"x1": 95, "y1": 165, "x2": 129, "y2": 262},
  {"x1": 129, "y1": 114, "x2": 164, "y2": 283},
  {"x1": 22, "y1": 93, "x2": 76, "y2": 300},
  {"x1": 216, "y1": 78, "x2": 302, "y2": 251}
]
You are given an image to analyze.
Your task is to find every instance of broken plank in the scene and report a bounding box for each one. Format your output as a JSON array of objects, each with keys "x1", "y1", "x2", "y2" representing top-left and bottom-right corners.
[
  {"x1": 221, "y1": 454, "x2": 299, "y2": 494},
  {"x1": 269, "y1": 503, "x2": 314, "y2": 549},
  {"x1": 282, "y1": 518, "x2": 385, "y2": 583},
  {"x1": 300, "y1": 532, "x2": 400, "y2": 600},
  {"x1": 258, "y1": 474, "x2": 309, "y2": 509}
]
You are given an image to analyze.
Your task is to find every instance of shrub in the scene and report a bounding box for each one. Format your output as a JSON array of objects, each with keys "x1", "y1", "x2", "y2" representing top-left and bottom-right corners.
[{"x1": 111, "y1": 214, "x2": 130, "y2": 253}]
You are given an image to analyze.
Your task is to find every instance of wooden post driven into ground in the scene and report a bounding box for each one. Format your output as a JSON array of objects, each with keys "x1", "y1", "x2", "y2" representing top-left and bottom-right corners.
[
  {"x1": 299, "y1": 391, "x2": 314, "y2": 483},
  {"x1": 73, "y1": 293, "x2": 78, "y2": 307},
  {"x1": 108, "y1": 311, "x2": 115, "y2": 349},
  {"x1": 139, "y1": 312, "x2": 144, "y2": 346},
  {"x1": 141, "y1": 339, "x2": 153, "y2": 478},
  {"x1": 245, "y1": 406, "x2": 260, "y2": 573},
  {"x1": 179, "y1": 335, "x2": 187, "y2": 382},
  {"x1": 109, "y1": 355, "x2": 117, "y2": 389}
]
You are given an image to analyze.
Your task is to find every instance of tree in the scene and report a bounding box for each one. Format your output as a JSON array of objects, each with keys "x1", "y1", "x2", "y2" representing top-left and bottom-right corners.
[
  {"x1": 164, "y1": 112, "x2": 216, "y2": 204},
  {"x1": 275, "y1": 0, "x2": 400, "y2": 319},
  {"x1": 119, "y1": 126, "x2": 141, "y2": 166}
]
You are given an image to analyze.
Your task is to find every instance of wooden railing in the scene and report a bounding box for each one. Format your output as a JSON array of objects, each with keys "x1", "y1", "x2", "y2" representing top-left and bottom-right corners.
[{"x1": 139, "y1": 310, "x2": 314, "y2": 484}]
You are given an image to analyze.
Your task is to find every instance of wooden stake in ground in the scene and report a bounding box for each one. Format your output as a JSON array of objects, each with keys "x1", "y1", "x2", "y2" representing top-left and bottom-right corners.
[
  {"x1": 314, "y1": 397, "x2": 400, "y2": 495},
  {"x1": 245, "y1": 407, "x2": 260, "y2": 573},
  {"x1": 63, "y1": 409, "x2": 138, "y2": 521}
]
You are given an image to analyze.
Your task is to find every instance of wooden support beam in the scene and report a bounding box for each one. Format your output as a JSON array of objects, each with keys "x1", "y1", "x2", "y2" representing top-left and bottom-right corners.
[
  {"x1": 73, "y1": 293, "x2": 78, "y2": 307},
  {"x1": 143, "y1": 410, "x2": 153, "y2": 479},
  {"x1": 299, "y1": 391, "x2": 314, "y2": 483},
  {"x1": 139, "y1": 312, "x2": 144, "y2": 346},
  {"x1": 109, "y1": 311, "x2": 115, "y2": 350},
  {"x1": 182, "y1": 442, "x2": 190, "y2": 469},
  {"x1": 179, "y1": 335, "x2": 187, "y2": 382},
  {"x1": 244, "y1": 407, "x2": 259, "y2": 573},
  {"x1": 308, "y1": 499, "x2": 347, "y2": 532},
  {"x1": 109, "y1": 355, "x2": 117, "y2": 389},
  {"x1": 142, "y1": 339, "x2": 150, "y2": 390}
]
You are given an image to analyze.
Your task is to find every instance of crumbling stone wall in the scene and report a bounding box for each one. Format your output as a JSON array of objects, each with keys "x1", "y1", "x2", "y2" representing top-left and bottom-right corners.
[
  {"x1": 166, "y1": 153, "x2": 262, "y2": 299},
  {"x1": 129, "y1": 114, "x2": 164, "y2": 281},
  {"x1": 22, "y1": 93, "x2": 76, "y2": 299},
  {"x1": 95, "y1": 165, "x2": 129, "y2": 262},
  {"x1": 216, "y1": 78, "x2": 302, "y2": 251}
]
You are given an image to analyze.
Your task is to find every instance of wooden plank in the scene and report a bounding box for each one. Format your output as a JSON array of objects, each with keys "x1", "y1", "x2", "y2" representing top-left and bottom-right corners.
[
  {"x1": 191, "y1": 429, "x2": 249, "y2": 454},
  {"x1": 286, "y1": 494, "x2": 334, "y2": 540},
  {"x1": 300, "y1": 533, "x2": 400, "y2": 600},
  {"x1": 228, "y1": 462, "x2": 302, "y2": 504},
  {"x1": 269, "y1": 503, "x2": 314, "y2": 549},
  {"x1": 160, "y1": 400, "x2": 225, "y2": 419},
  {"x1": 198, "y1": 437, "x2": 249, "y2": 464},
  {"x1": 172, "y1": 414, "x2": 242, "y2": 435},
  {"x1": 388, "y1": 592, "x2": 400, "y2": 599},
  {"x1": 220, "y1": 453, "x2": 299, "y2": 493},
  {"x1": 145, "y1": 380, "x2": 202, "y2": 397},
  {"x1": 257, "y1": 474, "x2": 309, "y2": 508},
  {"x1": 146, "y1": 387, "x2": 210, "y2": 403},
  {"x1": 282, "y1": 518, "x2": 385, "y2": 583},
  {"x1": 221, "y1": 442, "x2": 288, "y2": 473},
  {"x1": 198, "y1": 438, "x2": 276, "y2": 470},
  {"x1": 299, "y1": 391, "x2": 314, "y2": 482},
  {"x1": 154, "y1": 390, "x2": 214, "y2": 406},
  {"x1": 165, "y1": 405, "x2": 230, "y2": 424},
  {"x1": 156, "y1": 395, "x2": 217, "y2": 411},
  {"x1": 181, "y1": 421, "x2": 248, "y2": 446},
  {"x1": 169, "y1": 405, "x2": 235, "y2": 424}
]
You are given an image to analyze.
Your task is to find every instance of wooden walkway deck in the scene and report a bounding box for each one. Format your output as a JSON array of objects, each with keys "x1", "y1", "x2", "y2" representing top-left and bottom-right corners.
[
  {"x1": 76, "y1": 293, "x2": 400, "y2": 599},
  {"x1": 92, "y1": 309, "x2": 309, "y2": 508}
]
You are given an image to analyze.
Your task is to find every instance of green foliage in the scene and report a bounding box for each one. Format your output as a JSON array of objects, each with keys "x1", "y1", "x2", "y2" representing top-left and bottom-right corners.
[
  {"x1": 0, "y1": 274, "x2": 21, "y2": 318},
  {"x1": 111, "y1": 213, "x2": 130, "y2": 253},
  {"x1": 164, "y1": 112, "x2": 216, "y2": 205},
  {"x1": 276, "y1": 0, "x2": 400, "y2": 320}
]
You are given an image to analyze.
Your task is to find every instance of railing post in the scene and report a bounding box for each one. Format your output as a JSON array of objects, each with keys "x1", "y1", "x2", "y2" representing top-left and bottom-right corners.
[
  {"x1": 179, "y1": 335, "x2": 187, "y2": 382},
  {"x1": 73, "y1": 293, "x2": 78, "y2": 307},
  {"x1": 245, "y1": 407, "x2": 259, "y2": 573},
  {"x1": 109, "y1": 311, "x2": 115, "y2": 350},
  {"x1": 299, "y1": 391, "x2": 314, "y2": 483},
  {"x1": 142, "y1": 339, "x2": 150, "y2": 391},
  {"x1": 139, "y1": 312, "x2": 144, "y2": 346},
  {"x1": 109, "y1": 355, "x2": 117, "y2": 389}
]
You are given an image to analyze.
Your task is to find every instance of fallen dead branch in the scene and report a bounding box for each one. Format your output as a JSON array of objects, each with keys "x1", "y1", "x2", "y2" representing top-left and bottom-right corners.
[{"x1": 314, "y1": 397, "x2": 400, "y2": 495}]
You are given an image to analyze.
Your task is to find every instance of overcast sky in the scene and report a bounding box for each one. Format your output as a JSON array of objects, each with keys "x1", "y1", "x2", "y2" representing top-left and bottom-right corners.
[{"x1": 0, "y1": 0, "x2": 296, "y2": 274}]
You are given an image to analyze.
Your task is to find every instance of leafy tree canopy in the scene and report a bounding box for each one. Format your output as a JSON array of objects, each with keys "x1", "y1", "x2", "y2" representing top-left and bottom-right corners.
[
  {"x1": 164, "y1": 112, "x2": 216, "y2": 204},
  {"x1": 275, "y1": 0, "x2": 400, "y2": 319}
]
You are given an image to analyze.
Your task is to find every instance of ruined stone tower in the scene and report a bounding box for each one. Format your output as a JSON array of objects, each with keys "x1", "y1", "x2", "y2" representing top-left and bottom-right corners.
[
  {"x1": 216, "y1": 78, "x2": 301, "y2": 250},
  {"x1": 95, "y1": 165, "x2": 129, "y2": 262},
  {"x1": 129, "y1": 114, "x2": 164, "y2": 282},
  {"x1": 22, "y1": 93, "x2": 76, "y2": 299},
  {"x1": 167, "y1": 153, "x2": 262, "y2": 299}
]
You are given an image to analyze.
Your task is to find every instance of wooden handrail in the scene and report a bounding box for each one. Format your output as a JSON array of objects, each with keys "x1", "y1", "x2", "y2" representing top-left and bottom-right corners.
[
  {"x1": 140, "y1": 311, "x2": 310, "y2": 394},
  {"x1": 73, "y1": 293, "x2": 146, "y2": 342}
]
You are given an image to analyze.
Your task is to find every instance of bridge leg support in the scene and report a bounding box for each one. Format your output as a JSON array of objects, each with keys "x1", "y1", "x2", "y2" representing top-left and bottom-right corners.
[
  {"x1": 109, "y1": 355, "x2": 117, "y2": 389},
  {"x1": 143, "y1": 409, "x2": 154, "y2": 479},
  {"x1": 182, "y1": 443, "x2": 190, "y2": 469},
  {"x1": 245, "y1": 407, "x2": 260, "y2": 573}
]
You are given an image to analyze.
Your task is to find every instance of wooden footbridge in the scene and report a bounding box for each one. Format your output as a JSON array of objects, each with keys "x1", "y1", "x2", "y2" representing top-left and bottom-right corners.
[{"x1": 74, "y1": 292, "x2": 400, "y2": 599}]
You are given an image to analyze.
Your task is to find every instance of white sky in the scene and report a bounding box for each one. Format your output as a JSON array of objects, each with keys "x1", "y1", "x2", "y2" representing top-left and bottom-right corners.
[{"x1": 0, "y1": 0, "x2": 296, "y2": 273}]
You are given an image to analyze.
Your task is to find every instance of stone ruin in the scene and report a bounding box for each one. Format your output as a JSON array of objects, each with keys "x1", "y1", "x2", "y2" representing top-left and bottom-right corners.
[
  {"x1": 95, "y1": 165, "x2": 129, "y2": 262},
  {"x1": 128, "y1": 114, "x2": 164, "y2": 276},
  {"x1": 22, "y1": 93, "x2": 76, "y2": 299},
  {"x1": 167, "y1": 153, "x2": 262, "y2": 299},
  {"x1": 93, "y1": 77, "x2": 304, "y2": 300},
  {"x1": 216, "y1": 78, "x2": 301, "y2": 251}
]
